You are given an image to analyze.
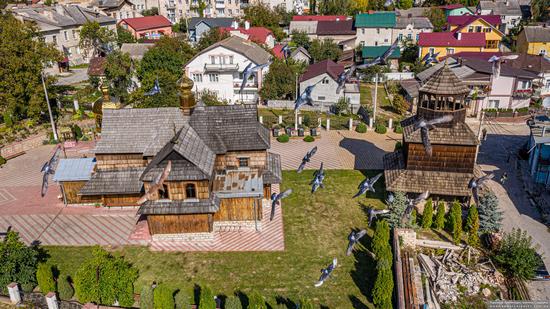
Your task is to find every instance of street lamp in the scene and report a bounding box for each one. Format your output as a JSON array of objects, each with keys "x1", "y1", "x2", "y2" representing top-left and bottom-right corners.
[{"x1": 41, "y1": 70, "x2": 59, "y2": 142}]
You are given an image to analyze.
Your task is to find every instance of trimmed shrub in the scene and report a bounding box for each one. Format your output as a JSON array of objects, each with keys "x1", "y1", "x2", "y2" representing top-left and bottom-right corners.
[
  {"x1": 302, "y1": 114, "x2": 312, "y2": 127},
  {"x1": 140, "y1": 285, "x2": 154, "y2": 309},
  {"x1": 174, "y1": 289, "x2": 190, "y2": 309},
  {"x1": 298, "y1": 298, "x2": 315, "y2": 309},
  {"x1": 303, "y1": 135, "x2": 314, "y2": 142},
  {"x1": 37, "y1": 263, "x2": 56, "y2": 294},
  {"x1": 198, "y1": 285, "x2": 215, "y2": 309},
  {"x1": 153, "y1": 284, "x2": 174, "y2": 309},
  {"x1": 394, "y1": 141, "x2": 402, "y2": 152},
  {"x1": 247, "y1": 290, "x2": 266, "y2": 309},
  {"x1": 276, "y1": 134, "x2": 289, "y2": 143},
  {"x1": 421, "y1": 198, "x2": 434, "y2": 229},
  {"x1": 57, "y1": 275, "x2": 74, "y2": 300},
  {"x1": 448, "y1": 200, "x2": 463, "y2": 245},
  {"x1": 3, "y1": 112, "x2": 13, "y2": 127},
  {"x1": 355, "y1": 123, "x2": 367, "y2": 133},
  {"x1": 375, "y1": 124, "x2": 387, "y2": 134},
  {"x1": 394, "y1": 125, "x2": 403, "y2": 134},
  {"x1": 224, "y1": 295, "x2": 242, "y2": 309},
  {"x1": 433, "y1": 202, "x2": 446, "y2": 230},
  {"x1": 72, "y1": 124, "x2": 83, "y2": 140}
]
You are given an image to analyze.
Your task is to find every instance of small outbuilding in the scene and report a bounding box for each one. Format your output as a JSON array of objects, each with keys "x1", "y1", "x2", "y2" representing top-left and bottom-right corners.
[{"x1": 53, "y1": 158, "x2": 96, "y2": 204}]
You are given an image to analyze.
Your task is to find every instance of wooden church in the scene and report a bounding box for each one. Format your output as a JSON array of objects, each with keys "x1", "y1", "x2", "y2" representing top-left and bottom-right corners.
[{"x1": 384, "y1": 64, "x2": 484, "y2": 200}]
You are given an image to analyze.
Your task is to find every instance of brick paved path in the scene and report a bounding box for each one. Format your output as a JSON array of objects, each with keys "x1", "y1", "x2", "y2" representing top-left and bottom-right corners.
[
  {"x1": 270, "y1": 130, "x2": 400, "y2": 171},
  {"x1": 150, "y1": 184, "x2": 285, "y2": 252}
]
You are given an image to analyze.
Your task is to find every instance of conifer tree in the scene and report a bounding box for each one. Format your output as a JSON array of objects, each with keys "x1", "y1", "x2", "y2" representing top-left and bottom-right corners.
[
  {"x1": 371, "y1": 219, "x2": 393, "y2": 309},
  {"x1": 448, "y1": 201, "x2": 463, "y2": 245},
  {"x1": 466, "y1": 205, "x2": 480, "y2": 246},
  {"x1": 386, "y1": 191, "x2": 408, "y2": 228},
  {"x1": 433, "y1": 202, "x2": 445, "y2": 230},
  {"x1": 478, "y1": 192, "x2": 503, "y2": 234},
  {"x1": 421, "y1": 198, "x2": 434, "y2": 229}
]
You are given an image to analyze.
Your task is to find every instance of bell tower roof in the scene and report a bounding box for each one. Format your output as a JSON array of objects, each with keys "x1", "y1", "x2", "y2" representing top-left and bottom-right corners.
[{"x1": 419, "y1": 63, "x2": 470, "y2": 96}]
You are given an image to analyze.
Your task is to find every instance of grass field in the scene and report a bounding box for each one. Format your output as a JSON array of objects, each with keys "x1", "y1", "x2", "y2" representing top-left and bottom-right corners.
[{"x1": 44, "y1": 170, "x2": 388, "y2": 308}]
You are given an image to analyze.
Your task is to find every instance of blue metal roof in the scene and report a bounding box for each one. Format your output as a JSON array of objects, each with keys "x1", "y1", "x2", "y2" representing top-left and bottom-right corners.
[{"x1": 53, "y1": 158, "x2": 96, "y2": 182}]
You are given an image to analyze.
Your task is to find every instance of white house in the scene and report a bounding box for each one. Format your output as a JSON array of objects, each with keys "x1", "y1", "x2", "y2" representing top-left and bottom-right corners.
[
  {"x1": 393, "y1": 16, "x2": 433, "y2": 44},
  {"x1": 298, "y1": 59, "x2": 360, "y2": 111},
  {"x1": 355, "y1": 11, "x2": 396, "y2": 47},
  {"x1": 184, "y1": 36, "x2": 272, "y2": 104},
  {"x1": 478, "y1": 0, "x2": 522, "y2": 34}
]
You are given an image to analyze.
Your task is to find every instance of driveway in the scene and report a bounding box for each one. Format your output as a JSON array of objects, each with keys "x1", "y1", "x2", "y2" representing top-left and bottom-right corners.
[{"x1": 54, "y1": 68, "x2": 89, "y2": 86}]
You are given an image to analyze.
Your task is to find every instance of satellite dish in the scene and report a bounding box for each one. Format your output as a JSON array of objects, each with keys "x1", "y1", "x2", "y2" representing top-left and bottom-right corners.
[{"x1": 543, "y1": 97, "x2": 550, "y2": 109}]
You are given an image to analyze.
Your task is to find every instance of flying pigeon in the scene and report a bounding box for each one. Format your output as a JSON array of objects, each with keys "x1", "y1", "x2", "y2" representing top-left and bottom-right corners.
[
  {"x1": 41, "y1": 146, "x2": 61, "y2": 197},
  {"x1": 423, "y1": 52, "x2": 440, "y2": 65},
  {"x1": 281, "y1": 44, "x2": 292, "y2": 61},
  {"x1": 295, "y1": 78, "x2": 326, "y2": 110},
  {"x1": 311, "y1": 162, "x2": 325, "y2": 193},
  {"x1": 488, "y1": 55, "x2": 519, "y2": 79},
  {"x1": 385, "y1": 193, "x2": 395, "y2": 205},
  {"x1": 336, "y1": 65, "x2": 356, "y2": 94},
  {"x1": 144, "y1": 78, "x2": 161, "y2": 96},
  {"x1": 297, "y1": 146, "x2": 318, "y2": 173},
  {"x1": 314, "y1": 258, "x2": 337, "y2": 287},
  {"x1": 412, "y1": 115, "x2": 454, "y2": 156},
  {"x1": 239, "y1": 60, "x2": 272, "y2": 94},
  {"x1": 402, "y1": 191, "x2": 429, "y2": 222},
  {"x1": 352, "y1": 172, "x2": 383, "y2": 198},
  {"x1": 346, "y1": 230, "x2": 367, "y2": 256},
  {"x1": 468, "y1": 173, "x2": 494, "y2": 206},
  {"x1": 137, "y1": 161, "x2": 172, "y2": 205},
  {"x1": 270, "y1": 189, "x2": 292, "y2": 221},
  {"x1": 356, "y1": 39, "x2": 399, "y2": 70},
  {"x1": 384, "y1": 0, "x2": 395, "y2": 7},
  {"x1": 367, "y1": 207, "x2": 390, "y2": 226}
]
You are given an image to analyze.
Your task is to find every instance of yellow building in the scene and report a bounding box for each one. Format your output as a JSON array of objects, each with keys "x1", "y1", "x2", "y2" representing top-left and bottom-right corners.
[
  {"x1": 517, "y1": 26, "x2": 550, "y2": 56},
  {"x1": 447, "y1": 15, "x2": 504, "y2": 52},
  {"x1": 418, "y1": 32, "x2": 487, "y2": 60}
]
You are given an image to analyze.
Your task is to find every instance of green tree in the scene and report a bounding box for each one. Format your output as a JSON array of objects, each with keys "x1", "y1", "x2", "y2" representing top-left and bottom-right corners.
[
  {"x1": 494, "y1": 229, "x2": 541, "y2": 280},
  {"x1": 260, "y1": 59, "x2": 297, "y2": 100},
  {"x1": 371, "y1": 220, "x2": 391, "y2": 260},
  {"x1": 391, "y1": 94, "x2": 410, "y2": 115},
  {"x1": 447, "y1": 201, "x2": 463, "y2": 245},
  {"x1": 465, "y1": 205, "x2": 480, "y2": 246},
  {"x1": 410, "y1": 209, "x2": 418, "y2": 226},
  {"x1": 116, "y1": 26, "x2": 136, "y2": 46},
  {"x1": 57, "y1": 275, "x2": 74, "y2": 300},
  {"x1": 36, "y1": 263, "x2": 56, "y2": 294},
  {"x1": 153, "y1": 284, "x2": 174, "y2": 309},
  {"x1": 247, "y1": 290, "x2": 267, "y2": 309},
  {"x1": 196, "y1": 27, "x2": 229, "y2": 52},
  {"x1": 243, "y1": 3, "x2": 285, "y2": 41},
  {"x1": 140, "y1": 285, "x2": 154, "y2": 309},
  {"x1": 79, "y1": 21, "x2": 115, "y2": 57},
  {"x1": 174, "y1": 289, "x2": 190, "y2": 309},
  {"x1": 434, "y1": 201, "x2": 445, "y2": 230},
  {"x1": 140, "y1": 36, "x2": 195, "y2": 77},
  {"x1": 478, "y1": 192, "x2": 503, "y2": 234},
  {"x1": 172, "y1": 18, "x2": 188, "y2": 33},
  {"x1": 191, "y1": 0, "x2": 207, "y2": 17},
  {"x1": 309, "y1": 39, "x2": 342, "y2": 63},
  {"x1": 298, "y1": 298, "x2": 315, "y2": 309},
  {"x1": 352, "y1": 0, "x2": 369, "y2": 13},
  {"x1": 198, "y1": 89, "x2": 229, "y2": 106},
  {"x1": 372, "y1": 261, "x2": 393, "y2": 309},
  {"x1": 0, "y1": 231, "x2": 39, "y2": 294},
  {"x1": 333, "y1": 97, "x2": 349, "y2": 115},
  {"x1": 224, "y1": 295, "x2": 242, "y2": 309},
  {"x1": 318, "y1": 0, "x2": 352, "y2": 14},
  {"x1": 132, "y1": 70, "x2": 181, "y2": 108},
  {"x1": 421, "y1": 198, "x2": 433, "y2": 229},
  {"x1": 424, "y1": 7, "x2": 446, "y2": 32},
  {"x1": 74, "y1": 246, "x2": 138, "y2": 307},
  {"x1": 198, "y1": 285, "x2": 216, "y2": 309},
  {"x1": 397, "y1": 0, "x2": 413, "y2": 9},
  {"x1": 400, "y1": 40, "x2": 419, "y2": 63},
  {"x1": 104, "y1": 51, "x2": 132, "y2": 103},
  {"x1": 141, "y1": 7, "x2": 159, "y2": 16},
  {"x1": 386, "y1": 191, "x2": 408, "y2": 228},
  {"x1": 531, "y1": 0, "x2": 550, "y2": 21},
  {"x1": 291, "y1": 31, "x2": 311, "y2": 50},
  {"x1": 0, "y1": 15, "x2": 61, "y2": 122}
]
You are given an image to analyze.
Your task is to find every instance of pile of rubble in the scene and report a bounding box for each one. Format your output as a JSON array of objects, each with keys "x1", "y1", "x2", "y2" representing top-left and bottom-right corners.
[{"x1": 418, "y1": 246, "x2": 504, "y2": 304}]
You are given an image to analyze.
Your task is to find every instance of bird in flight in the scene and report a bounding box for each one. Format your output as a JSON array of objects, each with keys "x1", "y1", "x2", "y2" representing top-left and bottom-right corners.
[
  {"x1": 402, "y1": 191, "x2": 429, "y2": 223},
  {"x1": 239, "y1": 60, "x2": 272, "y2": 94},
  {"x1": 356, "y1": 39, "x2": 399, "y2": 70},
  {"x1": 488, "y1": 55, "x2": 518, "y2": 79},
  {"x1": 336, "y1": 64, "x2": 356, "y2": 94},
  {"x1": 422, "y1": 52, "x2": 440, "y2": 65},
  {"x1": 353, "y1": 172, "x2": 383, "y2": 198},
  {"x1": 294, "y1": 78, "x2": 326, "y2": 111},
  {"x1": 144, "y1": 78, "x2": 161, "y2": 96},
  {"x1": 270, "y1": 189, "x2": 292, "y2": 221},
  {"x1": 297, "y1": 146, "x2": 318, "y2": 173},
  {"x1": 468, "y1": 173, "x2": 494, "y2": 206},
  {"x1": 314, "y1": 258, "x2": 337, "y2": 287},
  {"x1": 41, "y1": 146, "x2": 61, "y2": 197},
  {"x1": 311, "y1": 162, "x2": 325, "y2": 193},
  {"x1": 346, "y1": 230, "x2": 367, "y2": 256},
  {"x1": 137, "y1": 161, "x2": 172, "y2": 205},
  {"x1": 412, "y1": 115, "x2": 454, "y2": 156},
  {"x1": 367, "y1": 207, "x2": 390, "y2": 226}
]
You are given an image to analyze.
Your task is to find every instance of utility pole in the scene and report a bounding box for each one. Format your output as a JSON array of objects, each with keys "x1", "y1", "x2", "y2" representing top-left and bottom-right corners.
[
  {"x1": 373, "y1": 73, "x2": 378, "y2": 123},
  {"x1": 295, "y1": 72, "x2": 299, "y2": 131},
  {"x1": 477, "y1": 110, "x2": 485, "y2": 140},
  {"x1": 41, "y1": 71, "x2": 58, "y2": 142}
]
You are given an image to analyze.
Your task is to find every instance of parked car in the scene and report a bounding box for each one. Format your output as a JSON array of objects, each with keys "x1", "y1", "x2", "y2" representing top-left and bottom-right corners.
[{"x1": 533, "y1": 254, "x2": 550, "y2": 281}]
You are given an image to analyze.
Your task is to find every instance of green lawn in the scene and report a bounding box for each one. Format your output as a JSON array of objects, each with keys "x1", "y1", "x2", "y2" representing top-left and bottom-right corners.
[
  {"x1": 359, "y1": 83, "x2": 391, "y2": 108},
  {"x1": 44, "y1": 170, "x2": 388, "y2": 308}
]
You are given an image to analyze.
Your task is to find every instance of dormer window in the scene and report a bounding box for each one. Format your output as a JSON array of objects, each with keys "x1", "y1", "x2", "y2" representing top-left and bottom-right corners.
[
  {"x1": 159, "y1": 184, "x2": 169, "y2": 199},
  {"x1": 186, "y1": 184, "x2": 197, "y2": 198}
]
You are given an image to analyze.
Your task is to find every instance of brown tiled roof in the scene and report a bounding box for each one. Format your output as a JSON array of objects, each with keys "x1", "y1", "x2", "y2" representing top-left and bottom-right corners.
[
  {"x1": 316, "y1": 20, "x2": 355, "y2": 35},
  {"x1": 299, "y1": 59, "x2": 344, "y2": 82},
  {"x1": 419, "y1": 63, "x2": 470, "y2": 95},
  {"x1": 383, "y1": 151, "x2": 484, "y2": 196},
  {"x1": 401, "y1": 116, "x2": 479, "y2": 146}
]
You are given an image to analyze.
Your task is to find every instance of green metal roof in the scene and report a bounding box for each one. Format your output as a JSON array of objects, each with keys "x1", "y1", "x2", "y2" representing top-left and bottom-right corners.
[
  {"x1": 361, "y1": 46, "x2": 401, "y2": 59},
  {"x1": 355, "y1": 12, "x2": 396, "y2": 28}
]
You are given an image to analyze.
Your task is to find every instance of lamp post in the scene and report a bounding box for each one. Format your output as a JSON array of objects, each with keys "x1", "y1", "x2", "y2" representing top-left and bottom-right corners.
[{"x1": 41, "y1": 71, "x2": 58, "y2": 142}]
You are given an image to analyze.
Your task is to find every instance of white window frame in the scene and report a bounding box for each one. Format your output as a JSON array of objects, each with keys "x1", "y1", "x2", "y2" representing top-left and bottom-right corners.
[{"x1": 209, "y1": 73, "x2": 219, "y2": 82}]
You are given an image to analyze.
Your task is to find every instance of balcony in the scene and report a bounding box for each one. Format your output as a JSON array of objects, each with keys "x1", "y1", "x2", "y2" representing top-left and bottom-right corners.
[
  {"x1": 215, "y1": 1, "x2": 225, "y2": 8},
  {"x1": 166, "y1": 1, "x2": 176, "y2": 8},
  {"x1": 233, "y1": 80, "x2": 258, "y2": 89},
  {"x1": 512, "y1": 88, "x2": 533, "y2": 99},
  {"x1": 204, "y1": 63, "x2": 239, "y2": 71}
]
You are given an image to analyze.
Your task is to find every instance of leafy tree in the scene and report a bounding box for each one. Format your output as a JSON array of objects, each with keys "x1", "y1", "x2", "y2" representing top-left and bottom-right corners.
[
  {"x1": 318, "y1": 0, "x2": 352, "y2": 14},
  {"x1": 74, "y1": 246, "x2": 138, "y2": 307},
  {"x1": 447, "y1": 201, "x2": 463, "y2": 245},
  {"x1": 57, "y1": 275, "x2": 74, "y2": 300},
  {"x1": 333, "y1": 97, "x2": 349, "y2": 115},
  {"x1": 274, "y1": 5, "x2": 294, "y2": 26},
  {"x1": 400, "y1": 41, "x2": 419, "y2": 63},
  {"x1": 198, "y1": 285, "x2": 216, "y2": 309},
  {"x1": 104, "y1": 51, "x2": 132, "y2": 103},
  {"x1": 243, "y1": 3, "x2": 285, "y2": 41},
  {"x1": 494, "y1": 229, "x2": 541, "y2": 280},
  {"x1": 291, "y1": 31, "x2": 311, "y2": 50},
  {"x1": 199, "y1": 89, "x2": 228, "y2": 105},
  {"x1": 224, "y1": 295, "x2": 242, "y2": 309},
  {"x1": 140, "y1": 285, "x2": 154, "y2": 309},
  {"x1": 247, "y1": 290, "x2": 267, "y2": 309},
  {"x1": 531, "y1": 0, "x2": 550, "y2": 21},
  {"x1": 386, "y1": 191, "x2": 408, "y2": 228},
  {"x1": 191, "y1": 0, "x2": 207, "y2": 17},
  {"x1": 478, "y1": 192, "x2": 503, "y2": 234},
  {"x1": 0, "y1": 15, "x2": 61, "y2": 122},
  {"x1": 36, "y1": 263, "x2": 56, "y2": 294},
  {"x1": 367, "y1": 0, "x2": 388, "y2": 10},
  {"x1": 424, "y1": 7, "x2": 446, "y2": 32},
  {"x1": 309, "y1": 38, "x2": 342, "y2": 63},
  {"x1": 421, "y1": 198, "x2": 433, "y2": 229},
  {"x1": 465, "y1": 205, "x2": 480, "y2": 246},
  {"x1": 196, "y1": 27, "x2": 229, "y2": 52},
  {"x1": 174, "y1": 289, "x2": 190, "y2": 309},
  {"x1": 358, "y1": 65, "x2": 390, "y2": 82},
  {"x1": 141, "y1": 7, "x2": 159, "y2": 16},
  {"x1": 0, "y1": 231, "x2": 39, "y2": 294},
  {"x1": 259, "y1": 59, "x2": 305, "y2": 100},
  {"x1": 132, "y1": 69, "x2": 181, "y2": 108},
  {"x1": 140, "y1": 36, "x2": 195, "y2": 77},
  {"x1": 434, "y1": 201, "x2": 445, "y2": 230},
  {"x1": 392, "y1": 94, "x2": 409, "y2": 115},
  {"x1": 79, "y1": 21, "x2": 115, "y2": 57},
  {"x1": 153, "y1": 284, "x2": 174, "y2": 309},
  {"x1": 116, "y1": 26, "x2": 136, "y2": 46},
  {"x1": 397, "y1": 0, "x2": 413, "y2": 9},
  {"x1": 352, "y1": 0, "x2": 369, "y2": 13},
  {"x1": 172, "y1": 18, "x2": 188, "y2": 33}
]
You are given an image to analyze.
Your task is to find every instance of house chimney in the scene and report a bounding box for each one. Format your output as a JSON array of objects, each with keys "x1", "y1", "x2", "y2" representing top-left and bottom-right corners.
[
  {"x1": 231, "y1": 20, "x2": 238, "y2": 29},
  {"x1": 336, "y1": 17, "x2": 340, "y2": 21},
  {"x1": 179, "y1": 75, "x2": 196, "y2": 116},
  {"x1": 244, "y1": 20, "x2": 250, "y2": 30},
  {"x1": 456, "y1": 32, "x2": 462, "y2": 40}
]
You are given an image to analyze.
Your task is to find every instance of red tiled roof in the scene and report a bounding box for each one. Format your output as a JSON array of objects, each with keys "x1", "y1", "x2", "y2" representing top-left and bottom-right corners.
[
  {"x1": 447, "y1": 15, "x2": 502, "y2": 27},
  {"x1": 119, "y1": 15, "x2": 172, "y2": 31},
  {"x1": 299, "y1": 59, "x2": 344, "y2": 82},
  {"x1": 441, "y1": 51, "x2": 503, "y2": 61},
  {"x1": 273, "y1": 44, "x2": 284, "y2": 59},
  {"x1": 418, "y1": 32, "x2": 486, "y2": 47},
  {"x1": 221, "y1": 26, "x2": 273, "y2": 44},
  {"x1": 316, "y1": 20, "x2": 355, "y2": 35},
  {"x1": 292, "y1": 15, "x2": 348, "y2": 21}
]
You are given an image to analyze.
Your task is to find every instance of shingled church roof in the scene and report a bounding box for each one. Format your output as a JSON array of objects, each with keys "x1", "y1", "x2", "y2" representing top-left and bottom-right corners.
[
  {"x1": 401, "y1": 116, "x2": 479, "y2": 146},
  {"x1": 79, "y1": 168, "x2": 145, "y2": 195},
  {"x1": 419, "y1": 63, "x2": 470, "y2": 96}
]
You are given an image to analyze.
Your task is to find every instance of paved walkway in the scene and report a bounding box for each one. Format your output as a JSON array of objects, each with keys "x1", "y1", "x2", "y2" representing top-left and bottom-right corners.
[{"x1": 270, "y1": 130, "x2": 400, "y2": 171}]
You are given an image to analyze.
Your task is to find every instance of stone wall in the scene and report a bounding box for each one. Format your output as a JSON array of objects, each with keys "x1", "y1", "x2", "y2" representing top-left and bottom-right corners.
[{"x1": 0, "y1": 133, "x2": 47, "y2": 158}]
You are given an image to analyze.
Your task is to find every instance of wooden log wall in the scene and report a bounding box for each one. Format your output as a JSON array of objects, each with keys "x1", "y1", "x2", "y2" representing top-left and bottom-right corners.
[
  {"x1": 406, "y1": 143, "x2": 476, "y2": 173},
  {"x1": 143, "y1": 180, "x2": 210, "y2": 200},
  {"x1": 263, "y1": 185, "x2": 271, "y2": 199},
  {"x1": 95, "y1": 154, "x2": 146, "y2": 170},
  {"x1": 213, "y1": 197, "x2": 262, "y2": 221},
  {"x1": 103, "y1": 194, "x2": 140, "y2": 206},
  {"x1": 214, "y1": 151, "x2": 267, "y2": 170},
  {"x1": 61, "y1": 181, "x2": 87, "y2": 204},
  {"x1": 79, "y1": 195, "x2": 102, "y2": 204},
  {"x1": 148, "y1": 214, "x2": 212, "y2": 234}
]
